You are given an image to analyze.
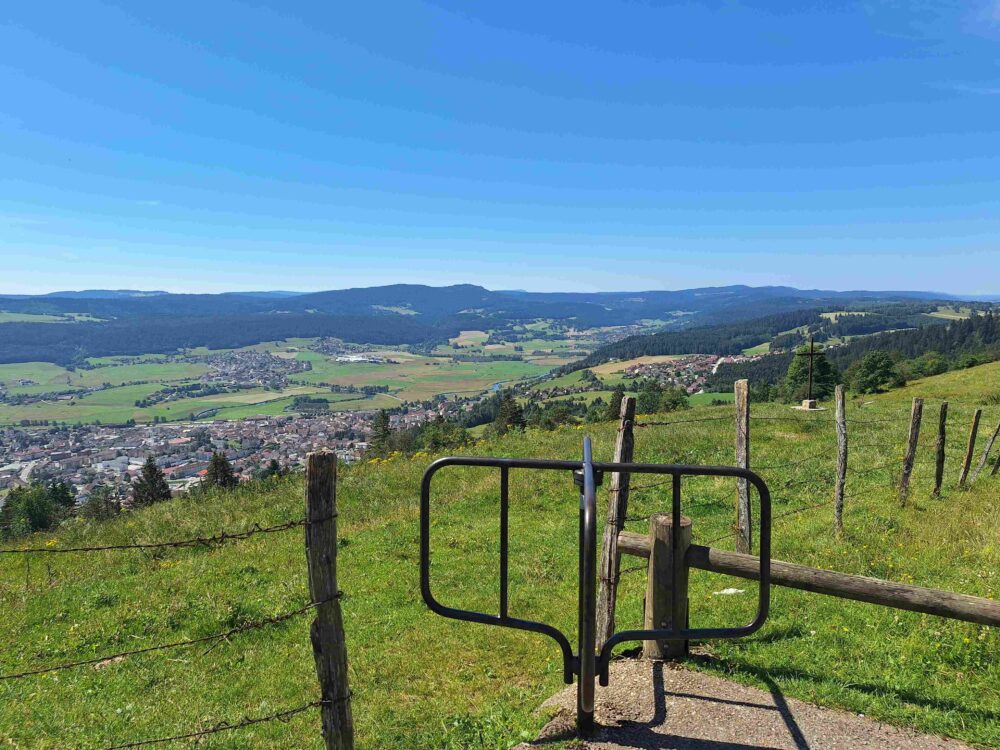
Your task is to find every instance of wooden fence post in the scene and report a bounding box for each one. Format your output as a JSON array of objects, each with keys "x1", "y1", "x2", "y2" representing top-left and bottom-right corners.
[
  {"x1": 596, "y1": 395, "x2": 636, "y2": 649},
  {"x1": 643, "y1": 513, "x2": 692, "y2": 659},
  {"x1": 970, "y1": 421, "x2": 1000, "y2": 484},
  {"x1": 992, "y1": 444, "x2": 1000, "y2": 477},
  {"x1": 834, "y1": 385, "x2": 847, "y2": 534},
  {"x1": 899, "y1": 398, "x2": 923, "y2": 506},
  {"x1": 734, "y1": 379, "x2": 751, "y2": 554},
  {"x1": 306, "y1": 452, "x2": 354, "y2": 750},
  {"x1": 932, "y1": 402, "x2": 948, "y2": 498},
  {"x1": 958, "y1": 409, "x2": 982, "y2": 488}
]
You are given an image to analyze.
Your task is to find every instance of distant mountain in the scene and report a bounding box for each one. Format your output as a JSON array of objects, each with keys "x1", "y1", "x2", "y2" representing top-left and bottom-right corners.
[
  {"x1": 221, "y1": 291, "x2": 305, "y2": 299},
  {"x1": 0, "y1": 283, "x2": 994, "y2": 365},
  {"x1": 41, "y1": 290, "x2": 170, "y2": 299}
]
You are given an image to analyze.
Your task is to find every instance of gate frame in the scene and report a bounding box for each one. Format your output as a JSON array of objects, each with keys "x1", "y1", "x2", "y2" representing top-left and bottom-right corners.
[{"x1": 419, "y1": 437, "x2": 772, "y2": 733}]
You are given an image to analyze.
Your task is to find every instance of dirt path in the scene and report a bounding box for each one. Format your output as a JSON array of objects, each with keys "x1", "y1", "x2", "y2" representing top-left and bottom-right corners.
[{"x1": 516, "y1": 659, "x2": 972, "y2": 750}]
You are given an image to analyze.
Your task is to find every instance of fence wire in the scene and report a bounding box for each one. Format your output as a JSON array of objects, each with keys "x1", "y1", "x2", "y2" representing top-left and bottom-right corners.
[
  {"x1": 0, "y1": 596, "x2": 339, "y2": 682},
  {"x1": 100, "y1": 700, "x2": 332, "y2": 749},
  {"x1": 0, "y1": 516, "x2": 317, "y2": 555}
]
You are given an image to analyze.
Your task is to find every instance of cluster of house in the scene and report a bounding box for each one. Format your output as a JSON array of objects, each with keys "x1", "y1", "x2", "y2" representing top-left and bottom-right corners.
[
  {"x1": 201, "y1": 349, "x2": 312, "y2": 388},
  {"x1": 0, "y1": 395, "x2": 459, "y2": 505},
  {"x1": 0, "y1": 415, "x2": 362, "y2": 503},
  {"x1": 621, "y1": 354, "x2": 721, "y2": 394}
]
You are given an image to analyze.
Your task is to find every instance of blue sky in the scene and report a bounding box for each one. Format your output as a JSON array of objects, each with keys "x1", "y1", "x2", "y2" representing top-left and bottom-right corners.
[{"x1": 1, "y1": 1, "x2": 998, "y2": 295}]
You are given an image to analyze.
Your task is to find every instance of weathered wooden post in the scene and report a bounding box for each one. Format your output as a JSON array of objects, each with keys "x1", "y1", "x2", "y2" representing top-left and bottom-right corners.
[
  {"x1": 970, "y1": 421, "x2": 1000, "y2": 484},
  {"x1": 643, "y1": 512, "x2": 692, "y2": 659},
  {"x1": 734, "y1": 379, "x2": 751, "y2": 554},
  {"x1": 834, "y1": 384, "x2": 847, "y2": 534},
  {"x1": 306, "y1": 452, "x2": 354, "y2": 750},
  {"x1": 596, "y1": 395, "x2": 636, "y2": 649},
  {"x1": 898, "y1": 397, "x2": 923, "y2": 506},
  {"x1": 958, "y1": 409, "x2": 982, "y2": 488},
  {"x1": 932, "y1": 402, "x2": 948, "y2": 498}
]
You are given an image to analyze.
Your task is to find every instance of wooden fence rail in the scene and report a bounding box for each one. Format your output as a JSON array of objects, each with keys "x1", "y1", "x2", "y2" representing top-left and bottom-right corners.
[{"x1": 617, "y1": 528, "x2": 1000, "y2": 629}]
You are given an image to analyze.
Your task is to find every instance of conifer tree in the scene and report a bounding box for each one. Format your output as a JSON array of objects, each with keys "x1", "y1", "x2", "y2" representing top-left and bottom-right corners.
[
  {"x1": 493, "y1": 391, "x2": 526, "y2": 435},
  {"x1": 605, "y1": 385, "x2": 626, "y2": 420},
  {"x1": 133, "y1": 456, "x2": 172, "y2": 506},
  {"x1": 370, "y1": 409, "x2": 392, "y2": 456},
  {"x1": 205, "y1": 452, "x2": 239, "y2": 490}
]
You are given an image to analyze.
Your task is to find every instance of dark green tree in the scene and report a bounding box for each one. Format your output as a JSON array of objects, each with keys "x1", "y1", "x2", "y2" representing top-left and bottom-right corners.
[
  {"x1": 205, "y1": 452, "x2": 239, "y2": 490},
  {"x1": 782, "y1": 344, "x2": 837, "y2": 401},
  {"x1": 0, "y1": 484, "x2": 60, "y2": 540},
  {"x1": 370, "y1": 410, "x2": 392, "y2": 456},
  {"x1": 45, "y1": 479, "x2": 75, "y2": 509},
  {"x1": 81, "y1": 485, "x2": 121, "y2": 521},
  {"x1": 132, "y1": 456, "x2": 172, "y2": 506},
  {"x1": 636, "y1": 380, "x2": 663, "y2": 415},
  {"x1": 493, "y1": 391, "x2": 526, "y2": 436},
  {"x1": 660, "y1": 386, "x2": 690, "y2": 413},
  {"x1": 605, "y1": 385, "x2": 626, "y2": 420},
  {"x1": 853, "y1": 351, "x2": 903, "y2": 394}
]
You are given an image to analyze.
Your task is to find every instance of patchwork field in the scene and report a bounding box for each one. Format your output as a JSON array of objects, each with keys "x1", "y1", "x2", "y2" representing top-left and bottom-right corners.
[{"x1": 0, "y1": 338, "x2": 552, "y2": 425}]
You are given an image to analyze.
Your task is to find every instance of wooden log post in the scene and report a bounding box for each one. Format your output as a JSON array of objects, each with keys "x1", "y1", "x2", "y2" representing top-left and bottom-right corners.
[
  {"x1": 596, "y1": 395, "x2": 636, "y2": 649},
  {"x1": 993, "y1": 442, "x2": 1000, "y2": 477},
  {"x1": 306, "y1": 452, "x2": 354, "y2": 750},
  {"x1": 932, "y1": 402, "x2": 948, "y2": 498},
  {"x1": 643, "y1": 513, "x2": 692, "y2": 659},
  {"x1": 834, "y1": 384, "x2": 847, "y2": 534},
  {"x1": 958, "y1": 409, "x2": 982, "y2": 488},
  {"x1": 734, "y1": 379, "x2": 751, "y2": 554},
  {"x1": 898, "y1": 397, "x2": 923, "y2": 506},
  {"x1": 970, "y1": 421, "x2": 1000, "y2": 484}
]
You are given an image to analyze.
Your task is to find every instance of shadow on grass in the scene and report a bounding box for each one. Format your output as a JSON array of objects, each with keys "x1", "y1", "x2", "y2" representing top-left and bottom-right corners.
[{"x1": 689, "y1": 654, "x2": 1000, "y2": 724}]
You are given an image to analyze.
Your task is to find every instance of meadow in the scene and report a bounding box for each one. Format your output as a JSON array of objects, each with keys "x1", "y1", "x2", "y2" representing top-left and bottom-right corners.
[
  {"x1": 0, "y1": 338, "x2": 554, "y2": 426},
  {"x1": 0, "y1": 364, "x2": 997, "y2": 748}
]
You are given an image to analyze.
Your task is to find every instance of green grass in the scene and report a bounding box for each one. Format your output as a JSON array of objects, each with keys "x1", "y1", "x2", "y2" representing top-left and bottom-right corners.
[
  {"x1": 742, "y1": 342, "x2": 771, "y2": 355},
  {"x1": 2, "y1": 363, "x2": 999, "y2": 748},
  {"x1": 927, "y1": 306, "x2": 973, "y2": 321},
  {"x1": 689, "y1": 391, "x2": 735, "y2": 406},
  {"x1": 0, "y1": 342, "x2": 550, "y2": 424}
]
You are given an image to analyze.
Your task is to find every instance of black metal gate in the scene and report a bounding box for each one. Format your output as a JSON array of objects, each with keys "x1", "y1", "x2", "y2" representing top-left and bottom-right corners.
[{"x1": 420, "y1": 436, "x2": 772, "y2": 734}]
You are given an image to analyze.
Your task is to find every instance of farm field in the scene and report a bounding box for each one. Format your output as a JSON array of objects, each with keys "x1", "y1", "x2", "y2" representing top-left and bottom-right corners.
[
  {"x1": 742, "y1": 341, "x2": 771, "y2": 355},
  {"x1": 589, "y1": 354, "x2": 684, "y2": 377},
  {"x1": 928, "y1": 305, "x2": 974, "y2": 320},
  {"x1": 0, "y1": 337, "x2": 552, "y2": 425},
  {"x1": 0, "y1": 312, "x2": 104, "y2": 323},
  {"x1": 1, "y1": 364, "x2": 997, "y2": 748}
]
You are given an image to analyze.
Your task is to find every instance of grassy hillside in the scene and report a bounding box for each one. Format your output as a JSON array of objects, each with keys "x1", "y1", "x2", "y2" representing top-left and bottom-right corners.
[{"x1": 1, "y1": 367, "x2": 998, "y2": 748}]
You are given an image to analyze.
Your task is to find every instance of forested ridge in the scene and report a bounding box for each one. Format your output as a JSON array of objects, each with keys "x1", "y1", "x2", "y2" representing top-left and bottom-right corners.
[
  {"x1": 0, "y1": 314, "x2": 448, "y2": 365},
  {"x1": 708, "y1": 312, "x2": 1000, "y2": 389},
  {"x1": 557, "y1": 310, "x2": 824, "y2": 372}
]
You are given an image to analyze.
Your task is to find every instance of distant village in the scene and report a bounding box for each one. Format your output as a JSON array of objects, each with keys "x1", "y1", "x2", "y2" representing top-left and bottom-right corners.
[{"x1": 0, "y1": 404, "x2": 448, "y2": 505}]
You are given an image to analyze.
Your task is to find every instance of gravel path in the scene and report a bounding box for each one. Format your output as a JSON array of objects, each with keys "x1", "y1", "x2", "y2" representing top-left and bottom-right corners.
[{"x1": 516, "y1": 659, "x2": 973, "y2": 750}]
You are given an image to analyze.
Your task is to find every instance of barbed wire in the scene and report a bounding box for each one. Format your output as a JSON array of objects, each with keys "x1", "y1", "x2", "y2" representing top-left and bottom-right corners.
[
  {"x1": 0, "y1": 516, "x2": 318, "y2": 555},
  {"x1": 100, "y1": 699, "x2": 335, "y2": 749},
  {"x1": 634, "y1": 416, "x2": 733, "y2": 428},
  {"x1": 0, "y1": 596, "x2": 338, "y2": 682}
]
